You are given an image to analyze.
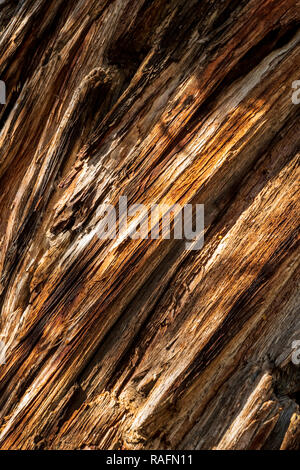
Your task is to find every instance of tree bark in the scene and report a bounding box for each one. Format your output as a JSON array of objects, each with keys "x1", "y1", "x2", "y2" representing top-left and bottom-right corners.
[{"x1": 0, "y1": 0, "x2": 299, "y2": 450}]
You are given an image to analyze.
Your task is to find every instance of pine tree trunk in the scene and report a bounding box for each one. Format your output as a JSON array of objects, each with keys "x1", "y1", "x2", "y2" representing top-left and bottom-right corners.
[{"x1": 0, "y1": 0, "x2": 299, "y2": 450}]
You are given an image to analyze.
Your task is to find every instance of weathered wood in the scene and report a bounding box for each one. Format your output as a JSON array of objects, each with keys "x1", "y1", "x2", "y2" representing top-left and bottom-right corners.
[{"x1": 0, "y1": 0, "x2": 299, "y2": 450}]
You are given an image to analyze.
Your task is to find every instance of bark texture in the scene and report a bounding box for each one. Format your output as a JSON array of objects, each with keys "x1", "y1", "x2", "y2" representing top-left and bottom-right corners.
[{"x1": 0, "y1": 0, "x2": 299, "y2": 450}]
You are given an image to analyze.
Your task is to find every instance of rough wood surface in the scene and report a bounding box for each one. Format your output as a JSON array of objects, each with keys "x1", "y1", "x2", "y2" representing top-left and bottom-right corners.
[{"x1": 0, "y1": 0, "x2": 299, "y2": 450}]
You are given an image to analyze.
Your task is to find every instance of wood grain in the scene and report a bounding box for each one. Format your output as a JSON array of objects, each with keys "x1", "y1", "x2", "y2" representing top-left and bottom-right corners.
[{"x1": 0, "y1": 0, "x2": 299, "y2": 450}]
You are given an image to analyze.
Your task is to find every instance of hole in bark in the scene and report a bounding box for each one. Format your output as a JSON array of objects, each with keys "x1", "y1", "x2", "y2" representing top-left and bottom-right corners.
[
  {"x1": 59, "y1": 385, "x2": 87, "y2": 428},
  {"x1": 106, "y1": 0, "x2": 168, "y2": 81},
  {"x1": 273, "y1": 362, "x2": 300, "y2": 403},
  {"x1": 289, "y1": 391, "x2": 300, "y2": 407}
]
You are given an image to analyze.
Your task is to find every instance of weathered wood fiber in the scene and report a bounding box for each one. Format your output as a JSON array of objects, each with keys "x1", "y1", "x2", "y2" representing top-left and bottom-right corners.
[{"x1": 0, "y1": 0, "x2": 299, "y2": 450}]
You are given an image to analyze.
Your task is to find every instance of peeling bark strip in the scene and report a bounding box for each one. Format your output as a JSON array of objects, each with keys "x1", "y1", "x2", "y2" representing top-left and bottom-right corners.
[{"x1": 0, "y1": 0, "x2": 299, "y2": 451}]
